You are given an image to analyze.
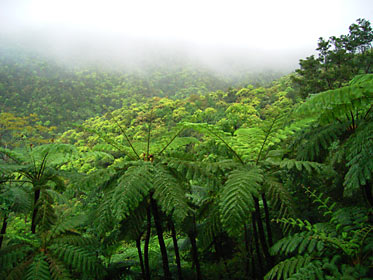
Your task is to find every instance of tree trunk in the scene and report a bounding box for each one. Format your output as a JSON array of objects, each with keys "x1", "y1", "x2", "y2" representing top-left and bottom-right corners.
[
  {"x1": 136, "y1": 237, "x2": 146, "y2": 280},
  {"x1": 262, "y1": 193, "x2": 273, "y2": 248},
  {"x1": 150, "y1": 197, "x2": 172, "y2": 280},
  {"x1": 252, "y1": 213, "x2": 264, "y2": 278},
  {"x1": 0, "y1": 214, "x2": 8, "y2": 248},
  {"x1": 31, "y1": 189, "x2": 40, "y2": 234},
  {"x1": 144, "y1": 206, "x2": 151, "y2": 280},
  {"x1": 214, "y1": 235, "x2": 230, "y2": 278},
  {"x1": 170, "y1": 220, "x2": 183, "y2": 280},
  {"x1": 363, "y1": 183, "x2": 373, "y2": 207},
  {"x1": 188, "y1": 216, "x2": 202, "y2": 280}
]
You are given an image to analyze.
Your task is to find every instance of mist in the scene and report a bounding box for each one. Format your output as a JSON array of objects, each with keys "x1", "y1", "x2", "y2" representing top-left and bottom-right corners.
[{"x1": 1, "y1": 0, "x2": 372, "y2": 74}]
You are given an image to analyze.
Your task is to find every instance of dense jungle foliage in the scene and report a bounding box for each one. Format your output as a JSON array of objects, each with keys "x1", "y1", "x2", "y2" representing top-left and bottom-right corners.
[{"x1": 0, "y1": 19, "x2": 372, "y2": 280}]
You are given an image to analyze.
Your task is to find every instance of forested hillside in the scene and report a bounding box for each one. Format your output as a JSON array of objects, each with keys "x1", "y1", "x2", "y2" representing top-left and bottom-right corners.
[
  {"x1": 0, "y1": 45, "x2": 283, "y2": 131},
  {"x1": 0, "y1": 18, "x2": 372, "y2": 280}
]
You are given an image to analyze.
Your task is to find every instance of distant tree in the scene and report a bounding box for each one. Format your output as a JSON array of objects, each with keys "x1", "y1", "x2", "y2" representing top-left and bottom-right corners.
[{"x1": 292, "y1": 18, "x2": 373, "y2": 98}]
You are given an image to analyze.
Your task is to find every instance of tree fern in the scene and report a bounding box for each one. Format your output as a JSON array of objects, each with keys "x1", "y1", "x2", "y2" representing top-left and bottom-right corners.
[
  {"x1": 296, "y1": 74, "x2": 373, "y2": 124},
  {"x1": 0, "y1": 211, "x2": 102, "y2": 280}
]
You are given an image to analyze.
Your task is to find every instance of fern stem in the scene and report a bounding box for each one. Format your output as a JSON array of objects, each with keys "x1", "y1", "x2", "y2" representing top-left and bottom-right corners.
[
  {"x1": 256, "y1": 114, "x2": 280, "y2": 164},
  {"x1": 363, "y1": 104, "x2": 372, "y2": 119},
  {"x1": 188, "y1": 215, "x2": 202, "y2": 280},
  {"x1": 37, "y1": 151, "x2": 49, "y2": 180},
  {"x1": 0, "y1": 214, "x2": 8, "y2": 248},
  {"x1": 262, "y1": 193, "x2": 273, "y2": 248},
  {"x1": 363, "y1": 183, "x2": 373, "y2": 207},
  {"x1": 213, "y1": 235, "x2": 230, "y2": 278},
  {"x1": 254, "y1": 197, "x2": 273, "y2": 267},
  {"x1": 252, "y1": 212, "x2": 264, "y2": 278},
  {"x1": 146, "y1": 116, "x2": 152, "y2": 158},
  {"x1": 243, "y1": 224, "x2": 251, "y2": 279},
  {"x1": 31, "y1": 189, "x2": 41, "y2": 234},
  {"x1": 106, "y1": 110, "x2": 141, "y2": 159},
  {"x1": 207, "y1": 128, "x2": 245, "y2": 165},
  {"x1": 158, "y1": 127, "x2": 185, "y2": 156}
]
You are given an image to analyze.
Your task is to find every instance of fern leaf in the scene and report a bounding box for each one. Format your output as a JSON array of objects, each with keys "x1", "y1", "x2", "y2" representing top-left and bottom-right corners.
[
  {"x1": 46, "y1": 254, "x2": 72, "y2": 280},
  {"x1": 111, "y1": 163, "x2": 153, "y2": 220},
  {"x1": 265, "y1": 255, "x2": 312, "y2": 280},
  {"x1": 153, "y1": 164, "x2": 191, "y2": 221},
  {"x1": 50, "y1": 244, "x2": 96, "y2": 273},
  {"x1": 219, "y1": 167, "x2": 262, "y2": 234},
  {"x1": 24, "y1": 254, "x2": 51, "y2": 280},
  {"x1": 343, "y1": 120, "x2": 373, "y2": 196}
]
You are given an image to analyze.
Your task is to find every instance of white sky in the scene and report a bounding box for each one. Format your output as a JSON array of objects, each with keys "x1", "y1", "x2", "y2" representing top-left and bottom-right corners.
[{"x1": 1, "y1": 0, "x2": 372, "y2": 69}]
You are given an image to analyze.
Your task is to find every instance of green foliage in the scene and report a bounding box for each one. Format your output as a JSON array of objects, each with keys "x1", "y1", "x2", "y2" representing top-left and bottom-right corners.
[
  {"x1": 267, "y1": 188, "x2": 372, "y2": 280},
  {"x1": 296, "y1": 74, "x2": 373, "y2": 124}
]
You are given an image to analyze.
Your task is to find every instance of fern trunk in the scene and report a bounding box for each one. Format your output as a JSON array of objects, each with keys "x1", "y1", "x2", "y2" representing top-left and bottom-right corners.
[
  {"x1": 150, "y1": 197, "x2": 172, "y2": 280},
  {"x1": 252, "y1": 213, "x2": 264, "y2": 278},
  {"x1": 254, "y1": 197, "x2": 273, "y2": 268},
  {"x1": 244, "y1": 224, "x2": 251, "y2": 279},
  {"x1": 363, "y1": 184, "x2": 373, "y2": 207},
  {"x1": 213, "y1": 235, "x2": 230, "y2": 278},
  {"x1": 170, "y1": 220, "x2": 183, "y2": 280},
  {"x1": 31, "y1": 189, "x2": 41, "y2": 234},
  {"x1": 188, "y1": 216, "x2": 202, "y2": 280},
  {"x1": 144, "y1": 205, "x2": 151, "y2": 280},
  {"x1": 0, "y1": 214, "x2": 8, "y2": 248},
  {"x1": 136, "y1": 237, "x2": 146, "y2": 280},
  {"x1": 262, "y1": 193, "x2": 273, "y2": 247}
]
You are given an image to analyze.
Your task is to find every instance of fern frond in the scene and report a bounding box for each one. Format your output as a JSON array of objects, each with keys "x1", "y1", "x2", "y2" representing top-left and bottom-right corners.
[
  {"x1": 198, "y1": 202, "x2": 222, "y2": 250},
  {"x1": 304, "y1": 187, "x2": 337, "y2": 216},
  {"x1": 120, "y1": 200, "x2": 147, "y2": 241},
  {"x1": 90, "y1": 193, "x2": 116, "y2": 235},
  {"x1": 219, "y1": 167, "x2": 262, "y2": 234},
  {"x1": 286, "y1": 261, "x2": 324, "y2": 280},
  {"x1": 343, "y1": 120, "x2": 373, "y2": 196},
  {"x1": 0, "y1": 244, "x2": 34, "y2": 270},
  {"x1": 296, "y1": 74, "x2": 373, "y2": 124},
  {"x1": 51, "y1": 214, "x2": 86, "y2": 237},
  {"x1": 264, "y1": 254, "x2": 313, "y2": 280},
  {"x1": 50, "y1": 244, "x2": 97, "y2": 273},
  {"x1": 278, "y1": 159, "x2": 326, "y2": 173},
  {"x1": 24, "y1": 254, "x2": 51, "y2": 280},
  {"x1": 153, "y1": 164, "x2": 191, "y2": 221},
  {"x1": 111, "y1": 163, "x2": 153, "y2": 220},
  {"x1": 294, "y1": 122, "x2": 347, "y2": 161},
  {"x1": 270, "y1": 231, "x2": 323, "y2": 256},
  {"x1": 46, "y1": 254, "x2": 71, "y2": 280},
  {"x1": 5, "y1": 258, "x2": 33, "y2": 280},
  {"x1": 35, "y1": 191, "x2": 57, "y2": 233},
  {"x1": 264, "y1": 176, "x2": 294, "y2": 222}
]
